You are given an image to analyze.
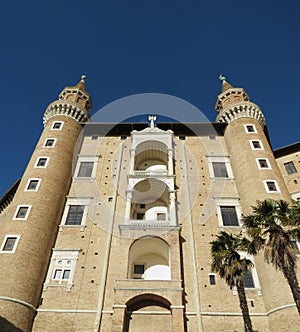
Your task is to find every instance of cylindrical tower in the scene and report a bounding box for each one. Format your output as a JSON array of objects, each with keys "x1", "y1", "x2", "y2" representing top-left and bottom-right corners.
[
  {"x1": 215, "y1": 76, "x2": 290, "y2": 215},
  {"x1": 0, "y1": 76, "x2": 91, "y2": 331}
]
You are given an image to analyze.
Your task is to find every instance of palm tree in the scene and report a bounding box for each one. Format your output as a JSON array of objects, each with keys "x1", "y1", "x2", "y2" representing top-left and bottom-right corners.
[
  {"x1": 243, "y1": 199, "x2": 300, "y2": 314},
  {"x1": 211, "y1": 231, "x2": 254, "y2": 332}
]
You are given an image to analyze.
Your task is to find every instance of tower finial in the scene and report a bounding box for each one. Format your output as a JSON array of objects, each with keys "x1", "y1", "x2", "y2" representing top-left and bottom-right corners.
[
  {"x1": 219, "y1": 74, "x2": 226, "y2": 82},
  {"x1": 81, "y1": 74, "x2": 87, "y2": 82},
  {"x1": 148, "y1": 115, "x2": 157, "y2": 128}
]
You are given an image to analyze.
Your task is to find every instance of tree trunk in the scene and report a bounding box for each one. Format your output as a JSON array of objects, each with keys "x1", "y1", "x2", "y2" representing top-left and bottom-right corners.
[
  {"x1": 282, "y1": 265, "x2": 300, "y2": 314},
  {"x1": 236, "y1": 279, "x2": 253, "y2": 332}
]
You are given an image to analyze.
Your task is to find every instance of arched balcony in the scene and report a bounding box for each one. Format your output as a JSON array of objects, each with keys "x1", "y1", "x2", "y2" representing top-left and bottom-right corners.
[{"x1": 128, "y1": 237, "x2": 171, "y2": 280}]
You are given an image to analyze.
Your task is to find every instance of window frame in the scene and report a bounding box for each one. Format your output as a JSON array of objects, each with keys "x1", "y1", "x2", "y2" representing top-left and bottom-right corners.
[
  {"x1": 24, "y1": 178, "x2": 41, "y2": 192},
  {"x1": 59, "y1": 197, "x2": 91, "y2": 231},
  {"x1": 244, "y1": 124, "x2": 257, "y2": 134},
  {"x1": 0, "y1": 235, "x2": 20, "y2": 254},
  {"x1": 34, "y1": 156, "x2": 50, "y2": 168},
  {"x1": 13, "y1": 205, "x2": 32, "y2": 220},
  {"x1": 214, "y1": 198, "x2": 242, "y2": 228},
  {"x1": 250, "y1": 139, "x2": 264, "y2": 151},
  {"x1": 256, "y1": 158, "x2": 271, "y2": 170},
  {"x1": 208, "y1": 156, "x2": 234, "y2": 179},
  {"x1": 43, "y1": 249, "x2": 80, "y2": 290},
  {"x1": 284, "y1": 161, "x2": 297, "y2": 175},
  {"x1": 263, "y1": 180, "x2": 280, "y2": 193},
  {"x1": 43, "y1": 138, "x2": 57, "y2": 148},
  {"x1": 51, "y1": 121, "x2": 64, "y2": 130},
  {"x1": 74, "y1": 155, "x2": 100, "y2": 179},
  {"x1": 132, "y1": 262, "x2": 146, "y2": 279}
]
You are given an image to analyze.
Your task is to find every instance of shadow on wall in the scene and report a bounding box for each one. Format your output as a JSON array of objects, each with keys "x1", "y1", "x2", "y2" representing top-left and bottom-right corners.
[{"x1": 0, "y1": 317, "x2": 23, "y2": 332}]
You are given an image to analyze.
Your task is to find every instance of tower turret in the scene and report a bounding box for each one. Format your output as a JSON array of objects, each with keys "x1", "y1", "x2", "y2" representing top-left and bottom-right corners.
[{"x1": 0, "y1": 77, "x2": 91, "y2": 331}]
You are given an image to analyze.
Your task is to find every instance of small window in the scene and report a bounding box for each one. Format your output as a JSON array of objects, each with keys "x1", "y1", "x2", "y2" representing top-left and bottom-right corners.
[
  {"x1": 250, "y1": 140, "x2": 263, "y2": 150},
  {"x1": 44, "y1": 139, "x2": 56, "y2": 148},
  {"x1": 53, "y1": 268, "x2": 71, "y2": 282},
  {"x1": 140, "y1": 204, "x2": 146, "y2": 209},
  {"x1": 244, "y1": 269, "x2": 255, "y2": 288},
  {"x1": 35, "y1": 157, "x2": 49, "y2": 168},
  {"x1": 179, "y1": 136, "x2": 186, "y2": 140},
  {"x1": 244, "y1": 124, "x2": 257, "y2": 133},
  {"x1": 108, "y1": 197, "x2": 113, "y2": 202},
  {"x1": 26, "y1": 179, "x2": 41, "y2": 191},
  {"x1": 212, "y1": 162, "x2": 228, "y2": 178},
  {"x1": 133, "y1": 264, "x2": 145, "y2": 279},
  {"x1": 65, "y1": 205, "x2": 84, "y2": 225},
  {"x1": 256, "y1": 158, "x2": 271, "y2": 169},
  {"x1": 284, "y1": 161, "x2": 297, "y2": 175},
  {"x1": 91, "y1": 136, "x2": 98, "y2": 141},
  {"x1": 136, "y1": 213, "x2": 145, "y2": 220},
  {"x1": 120, "y1": 135, "x2": 127, "y2": 140},
  {"x1": 14, "y1": 206, "x2": 31, "y2": 220},
  {"x1": 51, "y1": 121, "x2": 63, "y2": 130},
  {"x1": 220, "y1": 206, "x2": 239, "y2": 226},
  {"x1": 264, "y1": 180, "x2": 280, "y2": 193},
  {"x1": 209, "y1": 274, "x2": 216, "y2": 285},
  {"x1": 78, "y1": 162, "x2": 94, "y2": 177},
  {"x1": 209, "y1": 136, "x2": 216, "y2": 140},
  {"x1": 157, "y1": 213, "x2": 166, "y2": 221},
  {"x1": 1, "y1": 237, "x2": 18, "y2": 252}
]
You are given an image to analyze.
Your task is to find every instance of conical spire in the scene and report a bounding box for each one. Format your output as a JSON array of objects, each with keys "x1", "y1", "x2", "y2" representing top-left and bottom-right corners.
[
  {"x1": 219, "y1": 74, "x2": 234, "y2": 92},
  {"x1": 74, "y1": 74, "x2": 87, "y2": 92}
]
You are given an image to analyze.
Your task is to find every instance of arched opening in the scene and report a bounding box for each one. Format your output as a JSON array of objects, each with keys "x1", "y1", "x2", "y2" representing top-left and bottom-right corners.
[
  {"x1": 131, "y1": 179, "x2": 169, "y2": 222},
  {"x1": 134, "y1": 140, "x2": 169, "y2": 173},
  {"x1": 123, "y1": 294, "x2": 171, "y2": 332},
  {"x1": 128, "y1": 237, "x2": 171, "y2": 280}
]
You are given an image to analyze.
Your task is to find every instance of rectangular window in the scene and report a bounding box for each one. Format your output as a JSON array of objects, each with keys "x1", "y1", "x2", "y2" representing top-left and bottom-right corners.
[
  {"x1": 78, "y1": 162, "x2": 94, "y2": 177},
  {"x1": 65, "y1": 205, "x2": 84, "y2": 225},
  {"x1": 62, "y1": 269, "x2": 71, "y2": 280},
  {"x1": 220, "y1": 206, "x2": 239, "y2": 226},
  {"x1": 264, "y1": 180, "x2": 280, "y2": 193},
  {"x1": 250, "y1": 140, "x2": 263, "y2": 150},
  {"x1": 157, "y1": 213, "x2": 166, "y2": 221},
  {"x1": 140, "y1": 204, "x2": 146, "y2": 209},
  {"x1": 35, "y1": 157, "x2": 49, "y2": 168},
  {"x1": 134, "y1": 264, "x2": 145, "y2": 275},
  {"x1": 0, "y1": 235, "x2": 20, "y2": 254},
  {"x1": 3, "y1": 237, "x2": 17, "y2": 251},
  {"x1": 284, "y1": 161, "x2": 297, "y2": 175},
  {"x1": 209, "y1": 274, "x2": 216, "y2": 285},
  {"x1": 44, "y1": 139, "x2": 56, "y2": 147},
  {"x1": 26, "y1": 179, "x2": 40, "y2": 191},
  {"x1": 256, "y1": 158, "x2": 271, "y2": 169},
  {"x1": 212, "y1": 162, "x2": 228, "y2": 178},
  {"x1": 91, "y1": 136, "x2": 98, "y2": 141},
  {"x1": 120, "y1": 135, "x2": 127, "y2": 140},
  {"x1": 179, "y1": 136, "x2": 186, "y2": 140},
  {"x1": 14, "y1": 206, "x2": 30, "y2": 220},
  {"x1": 244, "y1": 124, "x2": 256, "y2": 133},
  {"x1": 51, "y1": 121, "x2": 63, "y2": 130},
  {"x1": 244, "y1": 269, "x2": 255, "y2": 288},
  {"x1": 136, "y1": 213, "x2": 145, "y2": 220}
]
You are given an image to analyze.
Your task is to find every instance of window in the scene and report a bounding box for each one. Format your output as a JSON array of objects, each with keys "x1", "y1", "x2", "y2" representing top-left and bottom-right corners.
[
  {"x1": 136, "y1": 213, "x2": 145, "y2": 220},
  {"x1": 120, "y1": 135, "x2": 127, "y2": 140},
  {"x1": 264, "y1": 180, "x2": 280, "y2": 193},
  {"x1": 250, "y1": 140, "x2": 263, "y2": 150},
  {"x1": 44, "y1": 249, "x2": 79, "y2": 290},
  {"x1": 44, "y1": 138, "x2": 56, "y2": 148},
  {"x1": 244, "y1": 269, "x2": 255, "y2": 288},
  {"x1": 51, "y1": 121, "x2": 64, "y2": 130},
  {"x1": 212, "y1": 162, "x2": 228, "y2": 178},
  {"x1": 157, "y1": 213, "x2": 166, "y2": 221},
  {"x1": 209, "y1": 135, "x2": 216, "y2": 140},
  {"x1": 0, "y1": 235, "x2": 20, "y2": 253},
  {"x1": 74, "y1": 155, "x2": 100, "y2": 179},
  {"x1": 209, "y1": 274, "x2": 216, "y2": 285},
  {"x1": 244, "y1": 124, "x2": 257, "y2": 133},
  {"x1": 35, "y1": 157, "x2": 49, "y2": 168},
  {"x1": 78, "y1": 162, "x2": 94, "y2": 177},
  {"x1": 25, "y1": 178, "x2": 41, "y2": 192},
  {"x1": 65, "y1": 205, "x2": 84, "y2": 225},
  {"x1": 140, "y1": 204, "x2": 146, "y2": 209},
  {"x1": 256, "y1": 158, "x2": 271, "y2": 169},
  {"x1": 179, "y1": 136, "x2": 186, "y2": 140},
  {"x1": 108, "y1": 197, "x2": 113, "y2": 202},
  {"x1": 133, "y1": 263, "x2": 145, "y2": 279},
  {"x1": 220, "y1": 206, "x2": 239, "y2": 226},
  {"x1": 13, "y1": 205, "x2": 31, "y2": 220},
  {"x1": 208, "y1": 156, "x2": 233, "y2": 179},
  {"x1": 284, "y1": 161, "x2": 297, "y2": 175},
  {"x1": 91, "y1": 136, "x2": 98, "y2": 141},
  {"x1": 60, "y1": 197, "x2": 90, "y2": 230}
]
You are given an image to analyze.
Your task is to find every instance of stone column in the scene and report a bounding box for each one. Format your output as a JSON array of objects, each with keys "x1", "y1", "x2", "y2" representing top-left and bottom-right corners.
[
  {"x1": 125, "y1": 190, "x2": 133, "y2": 222},
  {"x1": 168, "y1": 148, "x2": 174, "y2": 175},
  {"x1": 129, "y1": 148, "x2": 136, "y2": 174}
]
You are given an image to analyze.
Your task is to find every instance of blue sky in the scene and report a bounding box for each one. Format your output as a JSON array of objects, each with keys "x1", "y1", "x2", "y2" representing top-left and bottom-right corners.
[{"x1": 1, "y1": 1, "x2": 299, "y2": 196}]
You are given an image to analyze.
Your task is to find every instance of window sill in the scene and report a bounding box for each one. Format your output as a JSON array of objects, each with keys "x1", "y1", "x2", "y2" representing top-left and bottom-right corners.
[
  {"x1": 72, "y1": 177, "x2": 96, "y2": 182},
  {"x1": 232, "y1": 288, "x2": 262, "y2": 296},
  {"x1": 59, "y1": 225, "x2": 85, "y2": 232},
  {"x1": 43, "y1": 283, "x2": 73, "y2": 291}
]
